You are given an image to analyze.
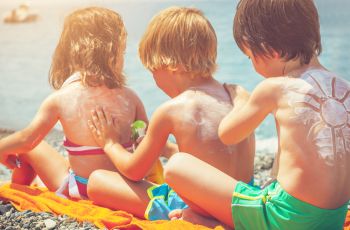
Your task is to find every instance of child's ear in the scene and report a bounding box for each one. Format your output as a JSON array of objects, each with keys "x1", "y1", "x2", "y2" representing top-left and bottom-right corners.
[
  {"x1": 167, "y1": 65, "x2": 186, "y2": 74},
  {"x1": 271, "y1": 50, "x2": 281, "y2": 59},
  {"x1": 261, "y1": 42, "x2": 280, "y2": 59},
  {"x1": 167, "y1": 66, "x2": 178, "y2": 73}
]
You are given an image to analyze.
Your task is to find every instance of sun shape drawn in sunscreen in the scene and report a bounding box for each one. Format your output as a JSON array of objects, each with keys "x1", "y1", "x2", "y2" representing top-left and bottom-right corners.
[{"x1": 289, "y1": 73, "x2": 350, "y2": 165}]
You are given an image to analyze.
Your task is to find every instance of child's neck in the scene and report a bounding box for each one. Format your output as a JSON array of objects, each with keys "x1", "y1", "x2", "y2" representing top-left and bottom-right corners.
[
  {"x1": 283, "y1": 56, "x2": 324, "y2": 78},
  {"x1": 178, "y1": 75, "x2": 218, "y2": 94}
]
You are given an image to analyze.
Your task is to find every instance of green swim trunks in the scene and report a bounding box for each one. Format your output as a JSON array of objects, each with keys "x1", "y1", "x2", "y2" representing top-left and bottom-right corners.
[{"x1": 231, "y1": 180, "x2": 348, "y2": 230}]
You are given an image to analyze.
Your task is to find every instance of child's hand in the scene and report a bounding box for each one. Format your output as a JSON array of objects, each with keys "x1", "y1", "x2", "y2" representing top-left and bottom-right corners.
[
  {"x1": 224, "y1": 84, "x2": 250, "y2": 109},
  {"x1": 88, "y1": 107, "x2": 122, "y2": 148}
]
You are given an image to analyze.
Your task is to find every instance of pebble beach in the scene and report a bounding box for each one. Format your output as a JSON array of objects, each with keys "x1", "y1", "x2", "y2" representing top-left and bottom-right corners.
[
  {"x1": 0, "y1": 128, "x2": 275, "y2": 229},
  {"x1": 0, "y1": 128, "x2": 100, "y2": 230}
]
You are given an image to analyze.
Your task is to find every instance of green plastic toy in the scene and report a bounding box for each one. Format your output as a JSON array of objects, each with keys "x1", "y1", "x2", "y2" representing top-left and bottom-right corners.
[{"x1": 131, "y1": 120, "x2": 147, "y2": 142}]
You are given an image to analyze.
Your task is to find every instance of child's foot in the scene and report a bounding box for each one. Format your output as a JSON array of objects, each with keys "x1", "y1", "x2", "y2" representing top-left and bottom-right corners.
[
  {"x1": 169, "y1": 208, "x2": 230, "y2": 229},
  {"x1": 29, "y1": 176, "x2": 45, "y2": 187}
]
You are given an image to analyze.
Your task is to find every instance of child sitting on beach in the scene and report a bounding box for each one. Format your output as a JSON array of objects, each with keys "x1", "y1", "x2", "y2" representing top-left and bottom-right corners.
[
  {"x1": 86, "y1": 6, "x2": 255, "y2": 221},
  {"x1": 164, "y1": 0, "x2": 350, "y2": 229},
  {"x1": 0, "y1": 7, "x2": 163, "y2": 199}
]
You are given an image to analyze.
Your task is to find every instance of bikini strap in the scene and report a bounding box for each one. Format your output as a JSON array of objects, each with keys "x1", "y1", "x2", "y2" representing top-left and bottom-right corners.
[{"x1": 61, "y1": 72, "x2": 81, "y2": 88}]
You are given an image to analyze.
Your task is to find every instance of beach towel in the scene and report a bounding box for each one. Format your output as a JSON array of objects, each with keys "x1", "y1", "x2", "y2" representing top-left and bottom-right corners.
[
  {"x1": 344, "y1": 210, "x2": 350, "y2": 230},
  {"x1": 0, "y1": 183, "x2": 223, "y2": 230}
]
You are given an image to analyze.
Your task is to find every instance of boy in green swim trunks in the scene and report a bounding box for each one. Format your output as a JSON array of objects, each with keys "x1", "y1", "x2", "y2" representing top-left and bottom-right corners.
[{"x1": 165, "y1": 0, "x2": 350, "y2": 229}]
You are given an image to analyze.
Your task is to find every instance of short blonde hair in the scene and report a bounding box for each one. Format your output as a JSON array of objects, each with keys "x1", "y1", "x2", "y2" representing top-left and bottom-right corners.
[
  {"x1": 49, "y1": 7, "x2": 126, "y2": 89},
  {"x1": 139, "y1": 7, "x2": 217, "y2": 78}
]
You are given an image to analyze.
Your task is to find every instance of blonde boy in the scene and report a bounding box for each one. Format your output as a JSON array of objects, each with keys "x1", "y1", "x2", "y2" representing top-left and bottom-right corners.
[
  {"x1": 164, "y1": 0, "x2": 350, "y2": 229},
  {"x1": 87, "y1": 7, "x2": 255, "y2": 221}
]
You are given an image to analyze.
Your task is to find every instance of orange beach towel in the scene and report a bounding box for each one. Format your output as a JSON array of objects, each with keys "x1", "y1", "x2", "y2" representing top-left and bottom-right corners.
[
  {"x1": 0, "y1": 183, "x2": 223, "y2": 230},
  {"x1": 0, "y1": 183, "x2": 349, "y2": 229},
  {"x1": 344, "y1": 210, "x2": 350, "y2": 230}
]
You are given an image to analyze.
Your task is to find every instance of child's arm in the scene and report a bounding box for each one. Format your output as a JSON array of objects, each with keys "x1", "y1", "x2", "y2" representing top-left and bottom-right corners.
[
  {"x1": 133, "y1": 97, "x2": 179, "y2": 159},
  {"x1": 0, "y1": 94, "x2": 59, "y2": 165},
  {"x1": 219, "y1": 79, "x2": 279, "y2": 145},
  {"x1": 134, "y1": 91, "x2": 179, "y2": 158},
  {"x1": 89, "y1": 105, "x2": 171, "y2": 181},
  {"x1": 224, "y1": 84, "x2": 251, "y2": 111}
]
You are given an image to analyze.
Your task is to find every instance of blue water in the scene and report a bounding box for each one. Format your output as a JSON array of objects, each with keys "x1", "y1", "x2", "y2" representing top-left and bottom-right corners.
[{"x1": 0, "y1": 0, "x2": 349, "y2": 153}]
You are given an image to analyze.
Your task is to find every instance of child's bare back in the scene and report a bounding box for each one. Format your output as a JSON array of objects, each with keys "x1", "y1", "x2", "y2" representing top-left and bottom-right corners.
[
  {"x1": 165, "y1": 82, "x2": 253, "y2": 181},
  {"x1": 53, "y1": 73, "x2": 144, "y2": 178},
  {"x1": 57, "y1": 78, "x2": 139, "y2": 146},
  {"x1": 269, "y1": 67, "x2": 350, "y2": 209}
]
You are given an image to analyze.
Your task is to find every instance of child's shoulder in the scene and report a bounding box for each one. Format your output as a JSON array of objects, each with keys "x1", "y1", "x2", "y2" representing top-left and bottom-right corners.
[
  {"x1": 251, "y1": 77, "x2": 286, "y2": 98},
  {"x1": 45, "y1": 90, "x2": 62, "y2": 103},
  {"x1": 151, "y1": 93, "x2": 194, "y2": 120},
  {"x1": 161, "y1": 94, "x2": 189, "y2": 110},
  {"x1": 120, "y1": 86, "x2": 146, "y2": 106},
  {"x1": 168, "y1": 90, "x2": 205, "y2": 109},
  {"x1": 299, "y1": 68, "x2": 349, "y2": 84},
  {"x1": 120, "y1": 86, "x2": 140, "y2": 97}
]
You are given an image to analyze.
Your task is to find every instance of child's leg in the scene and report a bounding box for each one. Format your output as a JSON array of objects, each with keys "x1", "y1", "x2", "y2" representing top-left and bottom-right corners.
[
  {"x1": 170, "y1": 208, "x2": 228, "y2": 229},
  {"x1": 161, "y1": 141, "x2": 178, "y2": 159},
  {"x1": 17, "y1": 141, "x2": 69, "y2": 191},
  {"x1": 177, "y1": 196, "x2": 212, "y2": 217},
  {"x1": 164, "y1": 152, "x2": 237, "y2": 228},
  {"x1": 87, "y1": 169, "x2": 153, "y2": 218},
  {"x1": 11, "y1": 159, "x2": 36, "y2": 185}
]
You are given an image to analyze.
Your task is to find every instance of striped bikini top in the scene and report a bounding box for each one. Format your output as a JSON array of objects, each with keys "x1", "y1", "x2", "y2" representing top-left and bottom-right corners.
[
  {"x1": 63, "y1": 138, "x2": 105, "y2": 155},
  {"x1": 63, "y1": 138, "x2": 134, "y2": 156}
]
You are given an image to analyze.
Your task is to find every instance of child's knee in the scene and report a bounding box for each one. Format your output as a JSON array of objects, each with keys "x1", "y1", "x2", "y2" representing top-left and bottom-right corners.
[
  {"x1": 87, "y1": 170, "x2": 108, "y2": 198},
  {"x1": 164, "y1": 152, "x2": 191, "y2": 183}
]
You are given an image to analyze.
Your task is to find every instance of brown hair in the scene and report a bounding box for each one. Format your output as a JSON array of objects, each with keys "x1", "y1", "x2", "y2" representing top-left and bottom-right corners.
[
  {"x1": 139, "y1": 7, "x2": 217, "y2": 78},
  {"x1": 233, "y1": 0, "x2": 322, "y2": 64},
  {"x1": 49, "y1": 7, "x2": 126, "y2": 89}
]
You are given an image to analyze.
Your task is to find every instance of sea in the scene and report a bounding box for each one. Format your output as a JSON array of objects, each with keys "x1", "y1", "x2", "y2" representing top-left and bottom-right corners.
[{"x1": 0, "y1": 0, "x2": 349, "y2": 154}]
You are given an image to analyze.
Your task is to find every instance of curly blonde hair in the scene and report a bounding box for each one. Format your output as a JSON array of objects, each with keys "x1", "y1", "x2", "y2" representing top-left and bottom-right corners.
[
  {"x1": 49, "y1": 7, "x2": 126, "y2": 89},
  {"x1": 139, "y1": 7, "x2": 217, "y2": 78}
]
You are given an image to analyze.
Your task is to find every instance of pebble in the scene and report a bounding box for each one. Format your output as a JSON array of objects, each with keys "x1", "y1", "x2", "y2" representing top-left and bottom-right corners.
[
  {"x1": 0, "y1": 204, "x2": 12, "y2": 215},
  {"x1": 44, "y1": 219, "x2": 57, "y2": 229}
]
